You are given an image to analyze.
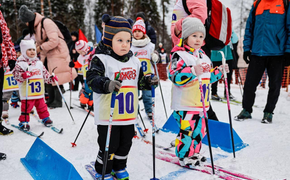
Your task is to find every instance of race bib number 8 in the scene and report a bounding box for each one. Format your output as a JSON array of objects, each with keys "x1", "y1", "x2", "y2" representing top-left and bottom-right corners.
[
  {"x1": 140, "y1": 58, "x2": 152, "y2": 75},
  {"x1": 3, "y1": 72, "x2": 18, "y2": 92}
]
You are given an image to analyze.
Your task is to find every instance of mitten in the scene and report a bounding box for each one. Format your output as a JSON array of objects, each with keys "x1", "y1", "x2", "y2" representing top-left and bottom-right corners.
[
  {"x1": 50, "y1": 75, "x2": 58, "y2": 82},
  {"x1": 151, "y1": 52, "x2": 159, "y2": 63},
  {"x1": 243, "y1": 51, "x2": 251, "y2": 64},
  {"x1": 22, "y1": 71, "x2": 32, "y2": 79},
  {"x1": 8, "y1": 60, "x2": 16, "y2": 71},
  {"x1": 69, "y1": 61, "x2": 75, "y2": 68},
  {"x1": 107, "y1": 80, "x2": 122, "y2": 93},
  {"x1": 191, "y1": 64, "x2": 203, "y2": 76},
  {"x1": 219, "y1": 64, "x2": 229, "y2": 73}
]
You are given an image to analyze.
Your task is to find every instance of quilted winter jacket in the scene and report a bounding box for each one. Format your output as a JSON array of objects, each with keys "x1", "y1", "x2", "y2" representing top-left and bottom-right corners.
[
  {"x1": 243, "y1": 0, "x2": 290, "y2": 56},
  {"x1": 33, "y1": 13, "x2": 77, "y2": 85}
]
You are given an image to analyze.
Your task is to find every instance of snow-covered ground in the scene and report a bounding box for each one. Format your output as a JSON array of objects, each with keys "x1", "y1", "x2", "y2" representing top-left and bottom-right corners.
[{"x1": 1, "y1": 78, "x2": 290, "y2": 179}]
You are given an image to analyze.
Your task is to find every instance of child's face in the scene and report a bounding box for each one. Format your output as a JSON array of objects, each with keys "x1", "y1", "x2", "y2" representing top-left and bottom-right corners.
[
  {"x1": 112, "y1": 31, "x2": 131, "y2": 56},
  {"x1": 71, "y1": 35, "x2": 77, "y2": 42},
  {"x1": 16, "y1": 51, "x2": 21, "y2": 58},
  {"x1": 26, "y1": 48, "x2": 36, "y2": 58},
  {"x1": 77, "y1": 50, "x2": 86, "y2": 56},
  {"x1": 133, "y1": 30, "x2": 144, "y2": 40},
  {"x1": 186, "y1": 32, "x2": 204, "y2": 49},
  {"x1": 161, "y1": 49, "x2": 164, "y2": 53}
]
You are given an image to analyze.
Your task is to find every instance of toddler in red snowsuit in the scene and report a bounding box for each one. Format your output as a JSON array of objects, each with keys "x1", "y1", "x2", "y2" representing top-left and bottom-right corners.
[{"x1": 12, "y1": 39, "x2": 57, "y2": 131}]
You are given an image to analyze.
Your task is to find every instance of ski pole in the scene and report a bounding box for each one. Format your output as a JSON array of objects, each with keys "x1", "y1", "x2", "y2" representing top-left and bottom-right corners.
[
  {"x1": 52, "y1": 67, "x2": 75, "y2": 124},
  {"x1": 25, "y1": 70, "x2": 29, "y2": 130},
  {"x1": 153, "y1": 62, "x2": 168, "y2": 119},
  {"x1": 196, "y1": 57, "x2": 215, "y2": 174},
  {"x1": 138, "y1": 109, "x2": 148, "y2": 133},
  {"x1": 219, "y1": 51, "x2": 236, "y2": 158},
  {"x1": 71, "y1": 106, "x2": 92, "y2": 147},
  {"x1": 70, "y1": 68, "x2": 73, "y2": 109},
  {"x1": 102, "y1": 72, "x2": 120, "y2": 180},
  {"x1": 237, "y1": 68, "x2": 244, "y2": 96},
  {"x1": 150, "y1": 74, "x2": 159, "y2": 180}
]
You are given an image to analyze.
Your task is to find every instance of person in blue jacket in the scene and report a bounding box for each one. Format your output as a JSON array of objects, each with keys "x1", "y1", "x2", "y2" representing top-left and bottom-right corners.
[{"x1": 235, "y1": 0, "x2": 290, "y2": 123}]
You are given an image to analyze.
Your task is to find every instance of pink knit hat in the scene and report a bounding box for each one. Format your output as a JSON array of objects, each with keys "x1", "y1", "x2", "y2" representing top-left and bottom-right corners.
[
  {"x1": 132, "y1": 19, "x2": 146, "y2": 34},
  {"x1": 75, "y1": 40, "x2": 88, "y2": 52}
]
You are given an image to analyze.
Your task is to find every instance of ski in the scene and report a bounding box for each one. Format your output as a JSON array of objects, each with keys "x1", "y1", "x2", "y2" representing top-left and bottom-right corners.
[
  {"x1": 85, "y1": 164, "x2": 117, "y2": 180},
  {"x1": 220, "y1": 99, "x2": 262, "y2": 108},
  {"x1": 135, "y1": 122, "x2": 146, "y2": 138},
  {"x1": 30, "y1": 112, "x2": 63, "y2": 134},
  {"x1": 73, "y1": 103, "x2": 94, "y2": 117},
  {"x1": 157, "y1": 151, "x2": 257, "y2": 180},
  {"x1": 11, "y1": 124, "x2": 44, "y2": 138}
]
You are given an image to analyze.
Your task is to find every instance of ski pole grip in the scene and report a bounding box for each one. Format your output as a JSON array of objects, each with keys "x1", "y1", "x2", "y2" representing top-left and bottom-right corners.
[
  {"x1": 219, "y1": 51, "x2": 227, "y2": 79},
  {"x1": 196, "y1": 56, "x2": 202, "y2": 83}
]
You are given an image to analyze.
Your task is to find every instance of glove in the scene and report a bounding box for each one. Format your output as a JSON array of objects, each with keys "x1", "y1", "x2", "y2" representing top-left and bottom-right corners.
[
  {"x1": 243, "y1": 51, "x2": 251, "y2": 64},
  {"x1": 10, "y1": 102, "x2": 19, "y2": 108},
  {"x1": 107, "y1": 80, "x2": 122, "y2": 93},
  {"x1": 219, "y1": 64, "x2": 229, "y2": 74},
  {"x1": 151, "y1": 52, "x2": 159, "y2": 63},
  {"x1": 145, "y1": 74, "x2": 159, "y2": 86},
  {"x1": 69, "y1": 61, "x2": 75, "y2": 68},
  {"x1": 22, "y1": 71, "x2": 32, "y2": 79},
  {"x1": 50, "y1": 75, "x2": 58, "y2": 82},
  {"x1": 191, "y1": 64, "x2": 203, "y2": 76},
  {"x1": 8, "y1": 60, "x2": 16, "y2": 71},
  {"x1": 284, "y1": 53, "x2": 290, "y2": 66}
]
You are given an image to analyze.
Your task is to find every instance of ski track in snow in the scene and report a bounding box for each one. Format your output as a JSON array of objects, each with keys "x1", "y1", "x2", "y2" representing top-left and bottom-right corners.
[{"x1": 1, "y1": 79, "x2": 290, "y2": 179}]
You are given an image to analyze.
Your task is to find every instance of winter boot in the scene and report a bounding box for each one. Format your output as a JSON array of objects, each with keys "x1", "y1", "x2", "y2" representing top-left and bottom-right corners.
[
  {"x1": 261, "y1": 112, "x2": 273, "y2": 124},
  {"x1": 10, "y1": 102, "x2": 19, "y2": 108},
  {"x1": 19, "y1": 122, "x2": 30, "y2": 131},
  {"x1": 0, "y1": 122, "x2": 13, "y2": 135},
  {"x1": 235, "y1": 109, "x2": 252, "y2": 121},
  {"x1": 224, "y1": 93, "x2": 236, "y2": 101},
  {"x1": 80, "y1": 103, "x2": 86, "y2": 109},
  {"x1": 48, "y1": 86, "x2": 62, "y2": 108},
  {"x1": 112, "y1": 168, "x2": 129, "y2": 180},
  {"x1": 42, "y1": 117, "x2": 53, "y2": 127},
  {"x1": 0, "y1": 152, "x2": 6, "y2": 160},
  {"x1": 147, "y1": 112, "x2": 152, "y2": 120},
  {"x1": 95, "y1": 173, "x2": 114, "y2": 180},
  {"x1": 2, "y1": 111, "x2": 8, "y2": 119},
  {"x1": 211, "y1": 94, "x2": 222, "y2": 101},
  {"x1": 179, "y1": 156, "x2": 200, "y2": 167}
]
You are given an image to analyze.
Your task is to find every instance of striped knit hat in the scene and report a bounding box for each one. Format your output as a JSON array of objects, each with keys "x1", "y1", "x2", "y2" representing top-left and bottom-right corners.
[
  {"x1": 102, "y1": 14, "x2": 133, "y2": 48},
  {"x1": 75, "y1": 40, "x2": 89, "y2": 52}
]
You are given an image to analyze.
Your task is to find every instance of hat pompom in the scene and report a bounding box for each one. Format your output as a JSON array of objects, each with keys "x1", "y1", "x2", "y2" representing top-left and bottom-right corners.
[
  {"x1": 102, "y1": 14, "x2": 111, "y2": 23},
  {"x1": 127, "y1": 19, "x2": 134, "y2": 26}
]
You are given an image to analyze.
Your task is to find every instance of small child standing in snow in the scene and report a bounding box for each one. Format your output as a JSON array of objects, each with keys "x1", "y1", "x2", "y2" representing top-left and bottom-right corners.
[
  {"x1": 87, "y1": 14, "x2": 158, "y2": 180},
  {"x1": 12, "y1": 39, "x2": 57, "y2": 131},
  {"x1": 130, "y1": 18, "x2": 159, "y2": 119},
  {"x1": 168, "y1": 17, "x2": 228, "y2": 166},
  {"x1": 74, "y1": 40, "x2": 94, "y2": 109}
]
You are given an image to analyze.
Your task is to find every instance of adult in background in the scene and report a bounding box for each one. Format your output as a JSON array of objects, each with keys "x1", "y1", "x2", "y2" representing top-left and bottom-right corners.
[
  {"x1": 170, "y1": 0, "x2": 219, "y2": 120},
  {"x1": 18, "y1": 5, "x2": 77, "y2": 108},
  {"x1": 0, "y1": 6, "x2": 15, "y2": 160},
  {"x1": 135, "y1": 12, "x2": 157, "y2": 45},
  {"x1": 68, "y1": 31, "x2": 80, "y2": 91},
  {"x1": 235, "y1": 0, "x2": 290, "y2": 123}
]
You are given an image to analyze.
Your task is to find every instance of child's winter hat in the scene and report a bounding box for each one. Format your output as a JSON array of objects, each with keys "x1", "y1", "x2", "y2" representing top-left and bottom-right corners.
[
  {"x1": 182, "y1": 17, "x2": 206, "y2": 40},
  {"x1": 19, "y1": 5, "x2": 35, "y2": 23},
  {"x1": 102, "y1": 14, "x2": 133, "y2": 48},
  {"x1": 133, "y1": 19, "x2": 146, "y2": 34},
  {"x1": 20, "y1": 39, "x2": 36, "y2": 59},
  {"x1": 75, "y1": 40, "x2": 89, "y2": 52}
]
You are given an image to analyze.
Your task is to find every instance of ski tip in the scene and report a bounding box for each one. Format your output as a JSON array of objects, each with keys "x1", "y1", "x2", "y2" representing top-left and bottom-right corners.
[
  {"x1": 71, "y1": 142, "x2": 77, "y2": 147},
  {"x1": 144, "y1": 129, "x2": 149, "y2": 133},
  {"x1": 59, "y1": 128, "x2": 64, "y2": 134},
  {"x1": 38, "y1": 132, "x2": 44, "y2": 138}
]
